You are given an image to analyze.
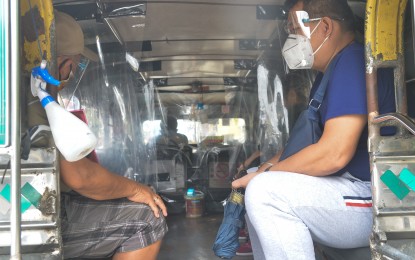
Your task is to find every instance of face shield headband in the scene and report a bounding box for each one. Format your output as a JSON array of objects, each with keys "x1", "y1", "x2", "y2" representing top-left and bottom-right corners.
[
  {"x1": 59, "y1": 56, "x2": 89, "y2": 83},
  {"x1": 284, "y1": 10, "x2": 322, "y2": 39}
]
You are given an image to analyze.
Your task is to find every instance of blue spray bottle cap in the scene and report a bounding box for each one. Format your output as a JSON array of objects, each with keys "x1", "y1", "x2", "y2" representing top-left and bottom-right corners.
[{"x1": 187, "y1": 188, "x2": 195, "y2": 196}]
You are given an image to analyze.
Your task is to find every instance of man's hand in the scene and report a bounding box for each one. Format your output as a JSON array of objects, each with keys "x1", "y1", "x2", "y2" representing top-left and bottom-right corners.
[
  {"x1": 61, "y1": 158, "x2": 168, "y2": 218},
  {"x1": 127, "y1": 184, "x2": 168, "y2": 218},
  {"x1": 231, "y1": 172, "x2": 261, "y2": 189}
]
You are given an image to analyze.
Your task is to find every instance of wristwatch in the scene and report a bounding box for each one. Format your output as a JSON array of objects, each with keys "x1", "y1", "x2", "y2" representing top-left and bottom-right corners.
[{"x1": 264, "y1": 165, "x2": 273, "y2": 172}]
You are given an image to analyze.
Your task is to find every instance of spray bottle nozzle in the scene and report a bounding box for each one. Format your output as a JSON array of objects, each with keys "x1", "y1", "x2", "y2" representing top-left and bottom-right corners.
[
  {"x1": 30, "y1": 60, "x2": 61, "y2": 97},
  {"x1": 31, "y1": 60, "x2": 60, "y2": 86}
]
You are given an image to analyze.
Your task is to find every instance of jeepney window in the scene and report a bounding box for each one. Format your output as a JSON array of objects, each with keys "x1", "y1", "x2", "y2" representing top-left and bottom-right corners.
[{"x1": 142, "y1": 118, "x2": 246, "y2": 145}]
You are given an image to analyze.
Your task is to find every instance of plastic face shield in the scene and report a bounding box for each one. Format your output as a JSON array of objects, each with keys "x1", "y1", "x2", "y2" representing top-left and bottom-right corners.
[
  {"x1": 57, "y1": 56, "x2": 90, "y2": 108},
  {"x1": 284, "y1": 11, "x2": 319, "y2": 39},
  {"x1": 60, "y1": 56, "x2": 90, "y2": 89}
]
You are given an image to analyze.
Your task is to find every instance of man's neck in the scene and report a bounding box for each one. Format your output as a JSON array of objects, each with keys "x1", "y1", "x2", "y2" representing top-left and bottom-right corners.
[{"x1": 321, "y1": 31, "x2": 355, "y2": 72}]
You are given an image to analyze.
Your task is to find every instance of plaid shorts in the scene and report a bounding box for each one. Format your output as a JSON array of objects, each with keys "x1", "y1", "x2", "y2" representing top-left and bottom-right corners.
[{"x1": 61, "y1": 192, "x2": 168, "y2": 259}]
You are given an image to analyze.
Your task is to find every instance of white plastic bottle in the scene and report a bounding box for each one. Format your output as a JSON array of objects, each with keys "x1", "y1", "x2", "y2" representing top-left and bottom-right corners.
[{"x1": 37, "y1": 90, "x2": 98, "y2": 162}]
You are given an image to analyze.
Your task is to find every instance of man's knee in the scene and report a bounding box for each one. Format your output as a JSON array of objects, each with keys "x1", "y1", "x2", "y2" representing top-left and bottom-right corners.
[
  {"x1": 245, "y1": 173, "x2": 275, "y2": 210},
  {"x1": 245, "y1": 172, "x2": 303, "y2": 211}
]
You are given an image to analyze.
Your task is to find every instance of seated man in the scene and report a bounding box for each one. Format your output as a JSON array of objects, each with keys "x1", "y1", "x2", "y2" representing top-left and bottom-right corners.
[
  {"x1": 232, "y1": 0, "x2": 395, "y2": 259},
  {"x1": 28, "y1": 11, "x2": 168, "y2": 259},
  {"x1": 155, "y1": 115, "x2": 188, "y2": 147}
]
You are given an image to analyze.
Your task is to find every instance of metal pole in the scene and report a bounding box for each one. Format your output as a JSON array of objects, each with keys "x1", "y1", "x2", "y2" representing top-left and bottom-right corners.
[
  {"x1": 10, "y1": 0, "x2": 21, "y2": 259},
  {"x1": 374, "y1": 243, "x2": 413, "y2": 260},
  {"x1": 412, "y1": 0, "x2": 415, "y2": 64}
]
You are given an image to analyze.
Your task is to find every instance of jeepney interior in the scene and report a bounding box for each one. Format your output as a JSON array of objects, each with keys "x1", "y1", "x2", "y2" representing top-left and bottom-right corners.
[
  {"x1": 51, "y1": 0, "x2": 316, "y2": 215},
  {"x1": 2, "y1": 0, "x2": 415, "y2": 259},
  {"x1": 49, "y1": 1, "x2": 367, "y2": 259},
  {"x1": 49, "y1": 1, "x2": 318, "y2": 258}
]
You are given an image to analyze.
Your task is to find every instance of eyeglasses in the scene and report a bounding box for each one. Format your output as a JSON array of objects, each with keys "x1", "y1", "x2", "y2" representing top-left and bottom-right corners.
[
  {"x1": 283, "y1": 18, "x2": 321, "y2": 35},
  {"x1": 283, "y1": 14, "x2": 344, "y2": 35}
]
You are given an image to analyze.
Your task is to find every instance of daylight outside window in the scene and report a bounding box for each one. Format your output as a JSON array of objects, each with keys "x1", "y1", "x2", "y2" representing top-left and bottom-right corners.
[{"x1": 142, "y1": 118, "x2": 246, "y2": 145}]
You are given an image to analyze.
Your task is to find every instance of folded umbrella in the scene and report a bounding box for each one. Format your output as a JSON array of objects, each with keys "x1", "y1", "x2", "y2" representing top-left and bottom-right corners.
[{"x1": 212, "y1": 170, "x2": 247, "y2": 259}]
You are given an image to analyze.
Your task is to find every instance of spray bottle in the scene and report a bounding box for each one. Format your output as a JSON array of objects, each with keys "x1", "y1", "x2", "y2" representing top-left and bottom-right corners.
[{"x1": 31, "y1": 60, "x2": 97, "y2": 162}]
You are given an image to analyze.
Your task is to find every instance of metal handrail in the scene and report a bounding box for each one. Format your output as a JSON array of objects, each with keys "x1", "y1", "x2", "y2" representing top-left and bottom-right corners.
[
  {"x1": 374, "y1": 243, "x2": 413, "y2": 260},
  {"x1": 373, "y1": 113, "x2": 415, "y2": 135},
  {"x1": 0, "y1": 223, "x2": 58, "y2": 231}
]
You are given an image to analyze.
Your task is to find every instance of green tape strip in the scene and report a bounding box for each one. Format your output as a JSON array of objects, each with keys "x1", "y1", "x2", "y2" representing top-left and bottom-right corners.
[
  {"x1": 20, "y1": 195, "x2": 31, "y2": 213},
  {"x1": 0, "y1": 184, "x2": 32, "y2": 213},
  {"x1": 0, "y1": 183, "x2": 10, "y2": 201},
  {"x1": 399, "y1": 168, "x2": 415, "y2": 191},
  {"x1": 21, "y1": 182, "x2": 42, "y2": 208},
  {"x1": 0, "y1": 0, "x2": 7, "y2": 145},
  {"x1": 380, "y1": 170, "x2": 410, "y2": 200}
]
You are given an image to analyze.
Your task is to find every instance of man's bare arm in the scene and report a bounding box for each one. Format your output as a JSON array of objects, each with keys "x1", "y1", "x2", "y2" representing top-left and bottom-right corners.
[
  {"x1": 60, "y1": 157, "x2": 167, "y2": 217},
  {"x1": 233, "y1": 114, "x2": 367, "y2": 189}
]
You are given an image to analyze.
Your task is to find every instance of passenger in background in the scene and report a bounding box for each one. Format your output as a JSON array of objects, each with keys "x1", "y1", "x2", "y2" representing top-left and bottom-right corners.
[
  {"x1": 156, "y1": 115, "x2": 189, "y2": 147},
  {"x1": 28, "y1": 11, "x2": 168, "y2": 260},
  {"x1": 283, "y1": 71, "x2": 311, "y2": 131},
  {"x1": 232, "y1": 0, "x2": 395, "y2": 258},
  {"x1": 235, "y1": 71, "x2": 311, "y2": 256},
  {"x1": 237, "y1": 71, "x2": 311, "y2": 175}
]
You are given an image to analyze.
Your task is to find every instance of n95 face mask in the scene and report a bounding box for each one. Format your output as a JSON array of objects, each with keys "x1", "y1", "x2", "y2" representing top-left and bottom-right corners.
[{"x1": 282, "y1": 34, "x2": 314, "y2": 69}]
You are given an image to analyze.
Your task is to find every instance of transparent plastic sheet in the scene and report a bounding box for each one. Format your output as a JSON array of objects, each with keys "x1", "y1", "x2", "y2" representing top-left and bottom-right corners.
[
  {"x1": 104, "y1": 3, "x2": 146, "y2": 18},
  {"x1": 255, "y1": 64, "x2": 314, "y2": 163},
  {"x1": 143, "y1": 82, "x2": 251, "y2": 197},
  {"x1": 58, "y1": 52, "x2": 143, "y2": 180},
  {"x1": 53, "y1": 8, "x2": 315, "y2": 215},
  {"x1": 57, "y1": 58, "x2": 312, "y2": 189},
  {"x1": 118, "y1": 74, "x2": 257, "y2": 214},
  {"x1": 257, "y1": 64, "x2": 288, "y2": 163}
]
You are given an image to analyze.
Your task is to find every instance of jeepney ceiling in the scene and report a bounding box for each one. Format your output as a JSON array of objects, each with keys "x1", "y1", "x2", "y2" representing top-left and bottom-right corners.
[
  {"x1": 53, "y1": 0, "x2": 286, "y2": 104},
  {"x1": 53, "y1": 1, "x2": 365, "y2": 80},
  {"x1": 54, "y1": 0, "x2": 366, "y2": 106}
]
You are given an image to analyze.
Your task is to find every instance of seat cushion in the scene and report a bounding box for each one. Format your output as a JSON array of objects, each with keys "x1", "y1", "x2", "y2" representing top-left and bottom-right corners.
[{"x1": 315, "y1": 243, "x2": 371, "y2": 260}]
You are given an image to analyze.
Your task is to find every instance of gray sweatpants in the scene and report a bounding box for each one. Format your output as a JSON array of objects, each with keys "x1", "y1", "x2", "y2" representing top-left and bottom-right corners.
[{"x1": 245, "y1": 171, "x2": 372, "y2": 260}]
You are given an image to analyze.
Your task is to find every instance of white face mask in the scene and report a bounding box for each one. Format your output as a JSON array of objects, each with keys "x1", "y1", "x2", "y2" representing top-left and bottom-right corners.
[
  {"x1": 282, "y1": 34, "x2": 315, "y2": 69},
  {"x1": 282, "y1": 20, "x2": 329, "y2": 70}
]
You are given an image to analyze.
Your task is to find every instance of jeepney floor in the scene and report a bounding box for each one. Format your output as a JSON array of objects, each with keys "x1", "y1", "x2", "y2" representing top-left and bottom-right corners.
[{"x1": 159, "y1": 212, "x2": 253, "y2": 260}]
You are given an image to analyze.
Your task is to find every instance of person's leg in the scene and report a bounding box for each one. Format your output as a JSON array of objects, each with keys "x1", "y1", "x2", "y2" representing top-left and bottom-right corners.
[
  {"x1": 112, "y1": 240, "x2": 162, "y2": 260},
  {"x1": 61, "y1": 192, "x2": 168, "y2": 259},
  {"x1": 245, "y1": 214, "x2": 266, "y2": 260},
  {"x1": 245, "y1": 171, "x2": 372, "y2": 260},
  {"x1": 238, "y1": 219, "x2": 249, "y2": 240},
  {"x1": 236, "y1": 167, "x2": 260, "y2": 258}
]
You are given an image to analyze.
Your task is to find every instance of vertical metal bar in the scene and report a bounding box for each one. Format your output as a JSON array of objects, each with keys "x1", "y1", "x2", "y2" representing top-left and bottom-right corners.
[
  {"x1": 394, "y1": 60, "x2": 408, "y2": 136},
  {"x1": 10, "y1": 0, "x2": 21, "y2": 259},
  {"x1": 395, "y1": 60, "x2": 407, "y2": 116},
  {"x1": 366, "y1": 70, "x2": 380, "y2": 152},
  {"x1": 366, "y1": 70, "x2": 379, "y2": 114},
  {"x1": 412, "y1": 0, "x2": 415, "y2": 65}
]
